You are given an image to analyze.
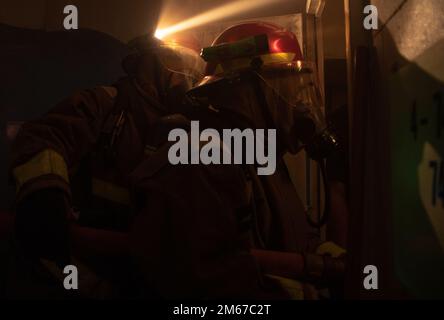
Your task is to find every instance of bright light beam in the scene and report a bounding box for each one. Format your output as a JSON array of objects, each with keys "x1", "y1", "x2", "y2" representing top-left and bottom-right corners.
[{"x1": 155, "y1": 0, "x2": 287, "y2": 39}]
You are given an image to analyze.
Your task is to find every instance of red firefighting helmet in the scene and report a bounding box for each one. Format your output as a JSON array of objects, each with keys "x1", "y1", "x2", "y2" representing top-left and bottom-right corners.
[
  {"x1": 195, "y1": 21, "x2": 322, "y2": 113},
  {"x1": 190, "y1": 21, "x2": 326, "y2": 138},
  {"x1": 205, "y1": 21, "x2": 304, "y2": 76}
]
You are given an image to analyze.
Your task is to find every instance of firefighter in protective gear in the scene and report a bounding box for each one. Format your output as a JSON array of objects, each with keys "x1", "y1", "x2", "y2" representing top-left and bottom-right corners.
[
  {"x1": 185, "y1": 21, "x2": 345, "y2": 298},
  {"x1": 10, "y1": 23, "x2": 345, "y2": 299},
  {"x1": 10, "y1": 34, "x2": 205, "y2": 297},
  {"x1": 124, "y1": 22, "x2": 345, "y2": 300}
]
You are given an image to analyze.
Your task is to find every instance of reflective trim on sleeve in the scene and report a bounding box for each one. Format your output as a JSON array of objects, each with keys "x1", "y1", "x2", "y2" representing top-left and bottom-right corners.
[
  {"x1": 13, "y1": 149, "x2": 69, "y2": 192},
  {"x1": 91, "y1": 178, "x2": 131, "y2": 206}
]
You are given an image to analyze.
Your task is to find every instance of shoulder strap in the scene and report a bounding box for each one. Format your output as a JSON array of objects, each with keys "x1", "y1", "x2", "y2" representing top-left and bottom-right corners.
[
  {"x1": 96, "y1": 86, "x2": 125, "y2": 159},
  {"x1": 113, "y1": 78, "x2": 168, "y2": 146},
  {"x1": 98, "y1": 79, "x2": 174, "y2": 153}
]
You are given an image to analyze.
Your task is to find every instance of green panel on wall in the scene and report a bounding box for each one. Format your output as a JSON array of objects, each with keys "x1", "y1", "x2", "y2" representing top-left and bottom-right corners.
[{"x1": 389, "y1": 40, "x2": 444, "y2": 299}]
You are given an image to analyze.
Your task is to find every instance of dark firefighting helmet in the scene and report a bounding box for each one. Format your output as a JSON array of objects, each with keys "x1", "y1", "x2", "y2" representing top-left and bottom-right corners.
[
  {"x1": 123, "y1": 34, "x2": 205, "y2": 111},
  {"x1": 124, "y1": 34, "x2": 205, "y2": 89}
]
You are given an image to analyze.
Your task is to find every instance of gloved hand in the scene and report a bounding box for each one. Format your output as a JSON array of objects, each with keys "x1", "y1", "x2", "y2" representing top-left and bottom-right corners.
[
  {"x1": 304, "y1": 253, "x2": 346, "y2": 285},
  {"x1": 14, "y1": 188, "x2": 70, "y2": 266},
  {"x1": 304, "y1": 242, "x2": 347, "y2": 287}
]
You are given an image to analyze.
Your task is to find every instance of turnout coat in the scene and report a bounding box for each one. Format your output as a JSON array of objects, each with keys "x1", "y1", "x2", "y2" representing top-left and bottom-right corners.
[{"x1": 10, "y1": 63, "x2": 318, "y2": 298}]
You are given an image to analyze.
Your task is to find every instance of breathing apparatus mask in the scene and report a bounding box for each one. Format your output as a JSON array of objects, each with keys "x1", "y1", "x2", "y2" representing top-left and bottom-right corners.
[
  {"x1": 187, "y1": 34, "x2": 338, "y2": 161},
  {"x1": 187, "y1": 32, "x2": 339, "y2": 228}
]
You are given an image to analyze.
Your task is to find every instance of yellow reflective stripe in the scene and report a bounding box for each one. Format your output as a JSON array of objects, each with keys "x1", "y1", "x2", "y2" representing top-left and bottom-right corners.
[
  {"x1": 261, "y1": 52, "x2": 296, "y2": 64},
  {"x1": 316, "y1": 241, "x2": 347, "y2": 258},
  {"x1": 215, "y1": 52, "x2": 296, "y2": 74},
  {"x1": 91, "y1": 178, "x2": 131, "y2": 206},
  {"x1": 13, "y1": 149, "x2": 69, "y2": 192}
]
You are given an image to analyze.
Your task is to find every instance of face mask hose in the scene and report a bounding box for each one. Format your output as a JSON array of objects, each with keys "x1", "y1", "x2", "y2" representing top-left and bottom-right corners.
[{"x1": 250, "y1": 70, "x2": 339, "y2": 229}]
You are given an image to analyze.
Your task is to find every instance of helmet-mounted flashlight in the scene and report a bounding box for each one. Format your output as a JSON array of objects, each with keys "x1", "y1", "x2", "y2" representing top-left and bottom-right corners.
[{"x1": 200, "y1": 34, "x2": 270, "y2": 63}]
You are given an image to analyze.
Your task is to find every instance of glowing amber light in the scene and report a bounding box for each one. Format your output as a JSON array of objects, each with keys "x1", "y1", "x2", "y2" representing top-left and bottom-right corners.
[{"x1": 155, "y1": 0, "x2": 286, "y2": 39}]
